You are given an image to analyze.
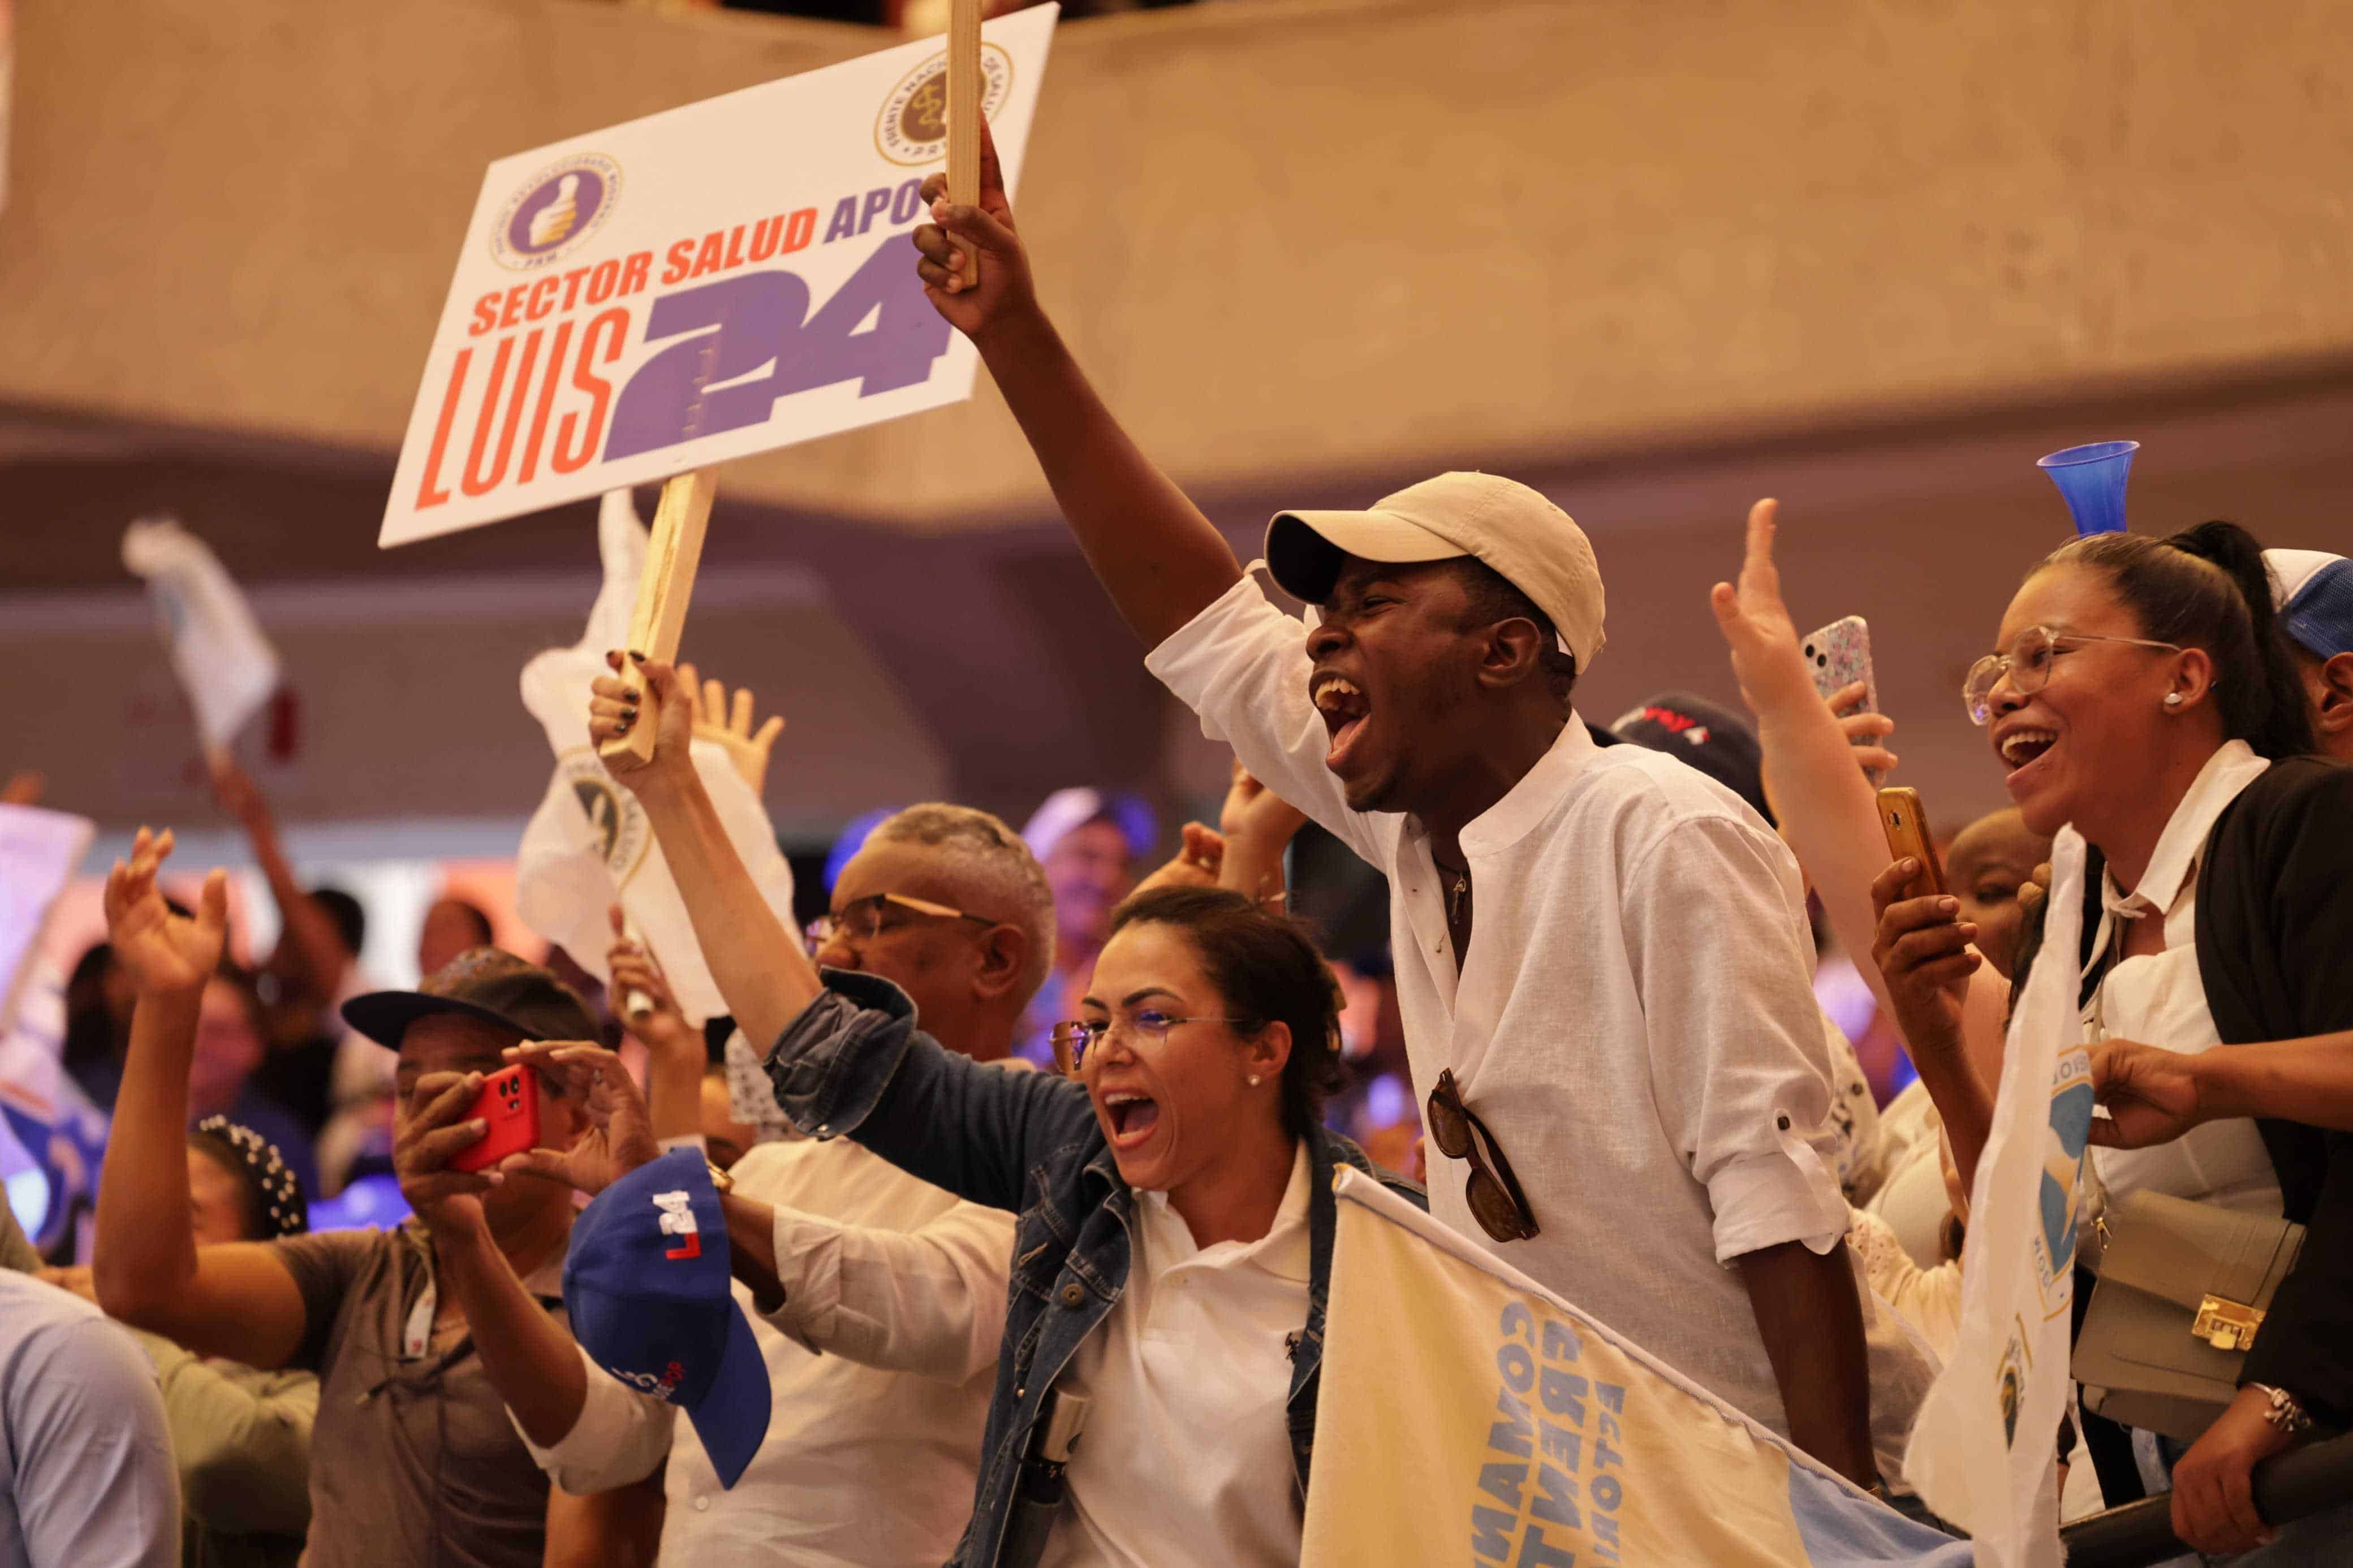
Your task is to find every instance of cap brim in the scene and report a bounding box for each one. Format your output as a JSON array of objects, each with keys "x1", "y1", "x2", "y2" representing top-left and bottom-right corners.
[
  {"x1": 339, "y1": 991, "x2": 530, "y2": 1052},
  {"x1": 1264, "y1": 509, "x2": 1468, "y2": 604},
  {"x1": 685, "y1": 1301, "x2": 773, "y2": 1489}
]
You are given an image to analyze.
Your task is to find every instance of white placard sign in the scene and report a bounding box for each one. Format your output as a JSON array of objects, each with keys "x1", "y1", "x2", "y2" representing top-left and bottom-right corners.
[
  {"x1": 0, "y1": 805, "x2": 94, "y2": 1039},
  {"x1": 381, "y1": 5, "x2": 1057, "y2": 548}
]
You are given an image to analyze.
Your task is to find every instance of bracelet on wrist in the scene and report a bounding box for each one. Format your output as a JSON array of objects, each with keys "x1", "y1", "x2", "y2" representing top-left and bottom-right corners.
[{"x1": 2248, "y1": 1383, "x2": 2312, "y2": 1437}]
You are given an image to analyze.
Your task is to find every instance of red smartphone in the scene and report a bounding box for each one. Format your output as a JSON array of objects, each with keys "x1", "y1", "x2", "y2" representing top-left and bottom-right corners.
[{"x1": 451, "y1": 1064, "x2": 541, "y2": 1174}]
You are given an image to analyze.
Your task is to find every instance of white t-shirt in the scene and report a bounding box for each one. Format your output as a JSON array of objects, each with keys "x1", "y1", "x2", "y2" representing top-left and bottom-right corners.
[
  {"x1": 1040, "y1": 1147, "x2": 1312, "y2": 1568},
  {"x1": 2085, "y1": 741, "x2": 2284, "y2": 1226},
  {"x1": 1147, "y1": 570, "x2": 1871, "y2": 1438},
  {"x1": 532, "y1": 1135, "x2": 1015, "y2": 1568}
]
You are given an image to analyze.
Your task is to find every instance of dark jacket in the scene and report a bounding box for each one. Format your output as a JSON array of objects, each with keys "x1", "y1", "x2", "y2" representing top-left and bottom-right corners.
[
  {"x1": 2024, "y1": 755, "x2": 2353, "y2": 1424},
  {"x1": 763, "y1": 970, "x2": 1427, "y2": 1568}
]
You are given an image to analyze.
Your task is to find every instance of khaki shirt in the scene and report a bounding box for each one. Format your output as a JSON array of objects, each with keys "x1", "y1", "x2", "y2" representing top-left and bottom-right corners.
[{"x1": 275, "y1": 1221, "x2": 568, "y2": 1568}]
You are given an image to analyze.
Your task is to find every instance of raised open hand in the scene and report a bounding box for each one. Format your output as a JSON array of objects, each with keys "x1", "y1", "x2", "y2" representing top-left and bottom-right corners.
[
  {"x1": 1825, "y1": 680, "x2": 1900, "y2": 778},
  {"x1": 910, "y1": 115, "x2": 1037, "y2": 343},
  {"x1": 495, "y1": 1042, "x2": 661, "y2": 1198},
  {"x1": 1219, "y1": 761, "x2": 1309, "y2": 850},
  {"x1": 1708, "y1": 499, "x2": 1821, "y2": 721},
  {"x1": 676, "y1": 660, "x2": 786, "y2": 796},
  {"x1": 105, "y1": 827, "x2": 230, "y2": 996}
]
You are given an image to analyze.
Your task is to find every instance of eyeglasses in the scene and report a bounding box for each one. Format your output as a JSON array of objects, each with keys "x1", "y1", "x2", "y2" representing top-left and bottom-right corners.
[
  {"x1": 1961, "y1": 624, "x2": 2184, "y2": 726},
  {"x1": 1426, "y1": 1069, "x2": 1539, "y2": 1242},
  {"x1": 805, "y1": 892, "x2": 999, "y2": 955},
  {"x1": 1049, "y1": 1009, "x2": 1249, "y2": 1077}
]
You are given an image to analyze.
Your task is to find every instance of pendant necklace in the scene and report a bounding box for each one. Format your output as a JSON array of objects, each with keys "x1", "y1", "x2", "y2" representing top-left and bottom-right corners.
[{"x1": 1434, "y1": 857, "x2": 1471, "y2": 925}]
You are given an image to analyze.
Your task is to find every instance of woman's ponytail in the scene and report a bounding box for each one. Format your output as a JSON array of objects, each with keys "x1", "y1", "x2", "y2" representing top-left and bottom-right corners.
[{"x1": 2164, "y1": 521, "x2": 2317, "y2": 760}]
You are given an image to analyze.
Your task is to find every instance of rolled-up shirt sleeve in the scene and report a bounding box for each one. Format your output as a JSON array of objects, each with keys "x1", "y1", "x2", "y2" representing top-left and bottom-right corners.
[
  {"x1": 762, "y1": 1198, "x2": 1015, "y2": 1383},
  {"x1": 513, "y1": 1345, "x2": 676, "y2": 1493},
  {"x1": 1144, "y1": 566, "x2": 1384, "y2": 863},
  {"x1": 1622, "y1": 815, "x2": 1851, "y2": 1262}
]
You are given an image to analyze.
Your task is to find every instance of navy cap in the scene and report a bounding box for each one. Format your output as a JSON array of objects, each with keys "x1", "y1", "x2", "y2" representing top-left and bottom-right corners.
[
  {"x1": 563, "y1": 1150, "x2": 770, "y2": 1488},
  {"x1": 1608, "y1": 691, "x2": 1774, "y2": 827}
]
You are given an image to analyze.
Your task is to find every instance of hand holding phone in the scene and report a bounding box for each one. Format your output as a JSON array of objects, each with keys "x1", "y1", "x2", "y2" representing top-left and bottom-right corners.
[
  {"x1": 1877, "y1": 787, "x2": 1947, "y2": 901},
  {"x1": 1802, "y1": 616, "x2": 1886, "y2": 785},
  {"x1": 451, "y1": 1064, "x2": 541, "y2": 1174}
]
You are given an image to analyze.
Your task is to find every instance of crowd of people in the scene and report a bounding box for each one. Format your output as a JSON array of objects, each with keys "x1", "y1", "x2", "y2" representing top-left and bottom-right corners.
[{"x1": 6, "y1": 121, "x2": 2353, "y2": 1568}]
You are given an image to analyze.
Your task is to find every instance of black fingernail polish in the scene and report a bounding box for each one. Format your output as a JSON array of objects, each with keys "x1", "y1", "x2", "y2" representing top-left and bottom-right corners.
[{"x1": 629, "y1": 650, "x2": 647, "y2": 663}]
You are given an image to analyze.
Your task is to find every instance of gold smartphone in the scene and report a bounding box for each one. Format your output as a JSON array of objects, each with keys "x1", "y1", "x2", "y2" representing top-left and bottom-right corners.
[{"x1": 1877, "y1": 787, "x2": 1947, "y2": 900}]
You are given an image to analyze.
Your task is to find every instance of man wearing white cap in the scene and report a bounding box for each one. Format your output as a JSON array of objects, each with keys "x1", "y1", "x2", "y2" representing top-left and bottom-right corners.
[
  {"x1": 2267, "y1": 549, "x2": 2353, "y2": 762},
  {"x1": 911, "y1": 139, "x2": 1901, "y2": 1489}
]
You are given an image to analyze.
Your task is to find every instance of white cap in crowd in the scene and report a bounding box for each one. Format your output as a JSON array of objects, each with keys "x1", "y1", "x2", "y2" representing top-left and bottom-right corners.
[
  {"x1": 2266, "y1": 548, "x2": 2353, "y2": 660},
  {"x1": 1262, "y1": 472, "x2": 1606, "y2": 668}
]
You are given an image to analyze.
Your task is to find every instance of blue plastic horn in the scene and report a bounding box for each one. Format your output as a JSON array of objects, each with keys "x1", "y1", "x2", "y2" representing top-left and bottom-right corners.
[{"x1": 2037, "y1": 440, "x2": 2139, "y2": 537}]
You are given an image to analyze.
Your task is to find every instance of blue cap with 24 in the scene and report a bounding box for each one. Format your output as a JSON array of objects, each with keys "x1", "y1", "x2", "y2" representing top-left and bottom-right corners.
[{"x1": 563, "y1": 1149, "x2": 771, "y2": 1487}]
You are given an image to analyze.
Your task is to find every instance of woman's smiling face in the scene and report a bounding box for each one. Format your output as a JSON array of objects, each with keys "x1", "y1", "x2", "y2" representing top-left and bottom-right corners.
[
  {"x1": 1984, "y1": 564, "x2": 2186, "y2": 838},
  {"x1": 1079, "y1": 920, "x2": 1284, "y2": 1195}
]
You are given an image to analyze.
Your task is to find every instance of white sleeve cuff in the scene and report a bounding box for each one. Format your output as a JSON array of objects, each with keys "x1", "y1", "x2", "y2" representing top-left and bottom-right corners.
[
  {"x1": 1706, "y1": 1143, "x2": 1850, "y2": 1263},
  {"x1": 513, "y1": 1344, "x2": 676, "y2": 1492},
  {"x1": 757, "y1": 1207, "x2": 839, "y2": 1356}
]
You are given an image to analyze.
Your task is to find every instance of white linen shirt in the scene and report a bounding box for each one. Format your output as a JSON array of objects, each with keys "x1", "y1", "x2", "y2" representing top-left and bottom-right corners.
[
  {"x1": 527, "y1": 1135, "x2": 1015, "y2": 1568},
  {"x1": 2085, "y1": 741, "x2": 2283, "y2": 1225},
  {"x1": 1038, "y1": 1146, "x2": 1313, "y2": 1568},
  {"x1": 1148, "y1": 569, "x2": 1856, "y2": 1436}
]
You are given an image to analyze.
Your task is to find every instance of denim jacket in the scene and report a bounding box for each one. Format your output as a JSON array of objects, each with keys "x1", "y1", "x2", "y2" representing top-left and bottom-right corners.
[{"x1": 764, "y1": 969, "x2": 1425, "y2": 1568}]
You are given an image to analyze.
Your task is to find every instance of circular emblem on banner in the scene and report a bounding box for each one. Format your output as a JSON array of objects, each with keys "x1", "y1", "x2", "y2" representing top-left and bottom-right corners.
[
  {"x1": 874, "y1": 45, "x2": 1014, "y2": 167},
  {"x1": 492, "y1": 153, "x2": 623, "y2": 271},
  {"x1": 559, "y1": 751, "x2": 651, "y2": 884}
]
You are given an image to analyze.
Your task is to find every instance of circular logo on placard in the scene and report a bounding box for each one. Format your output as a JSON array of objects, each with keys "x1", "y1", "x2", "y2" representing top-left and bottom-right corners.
[
  {"x1": 559, "y1": 750, "x2": 651, "y2": 884},
  {"x1": 492, "y1": 153, "x2": 623, "y2": 271},
  {"x1": 875, "y1": 45, "x2": 1014, "y2": 167}
]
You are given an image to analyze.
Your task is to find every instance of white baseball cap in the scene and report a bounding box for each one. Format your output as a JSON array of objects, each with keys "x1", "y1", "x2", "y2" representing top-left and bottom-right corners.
[
  {"x1": 1263, "y1": 472, "x2": 1606, "y2": 668},
  {"x1": 2266, "y1": 548, "x2": 2353, "y2": 660}
]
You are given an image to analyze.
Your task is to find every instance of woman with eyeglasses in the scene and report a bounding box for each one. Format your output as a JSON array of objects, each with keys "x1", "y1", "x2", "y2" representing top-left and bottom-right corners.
[
  {"x1": 586, "y1": 658, "x2": 1417, "y2": 1568},
  {"x1": 1873, "y1": 520, "x2": 2353, "y2": 1561}
]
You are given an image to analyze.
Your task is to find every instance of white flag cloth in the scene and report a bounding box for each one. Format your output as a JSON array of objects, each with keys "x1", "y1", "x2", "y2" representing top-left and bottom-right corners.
[
  {"x1": 515, "y1": 491, "x2": 795, "y2": 1026},
  {"x1": 120, "y1": 515, "x2": 281, "y2": 754},
  {"x1": 0, "y1": 803, "x2": 107, "y2": 1249},
  {"x1": 1902, "y1": 826, "x2": 2095, "y2": 1568}
]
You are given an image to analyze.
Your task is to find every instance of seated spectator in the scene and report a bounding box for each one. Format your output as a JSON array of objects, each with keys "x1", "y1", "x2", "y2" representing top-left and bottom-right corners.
[
  {"x1": 89, "y1": 830, "x2": 661, "y2": 1568},
  {"x1": 1, "y1": 1266, "x2": 179, "y2": 1568}
]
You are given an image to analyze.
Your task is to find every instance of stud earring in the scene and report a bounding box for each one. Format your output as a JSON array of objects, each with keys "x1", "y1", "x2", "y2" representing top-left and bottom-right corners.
[
  {"x1": 1247, "y1": 1075, "x2": 1261, "y2": 1087},
  {"x1": 2164, "y1": 693, "x2": 2184, "y2": 709}
]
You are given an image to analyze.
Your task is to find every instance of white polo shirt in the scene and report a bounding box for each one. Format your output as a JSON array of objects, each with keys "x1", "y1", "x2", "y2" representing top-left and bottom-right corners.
[
  {"x1": 1148, "y1": 569, "x2": 1856, "y2": 1437},
  {"x1": 1040, "y1": 1146, "x2": 1312, "y2": 1568}
]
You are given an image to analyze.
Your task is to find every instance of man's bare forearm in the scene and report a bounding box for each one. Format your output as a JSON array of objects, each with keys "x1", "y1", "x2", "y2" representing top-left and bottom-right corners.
[
  {"x1": 434, "y1": 1220, "x2": 588, "y2": 1448},
  {"x1": 94, "y1": 988, "x2": 206, "y2": 1314},
  {"x1": 1737, "y1": 1240, "x2": 1878, "y2": 1488},
  {"x1": 633, "y1": 768, "x2": 818, "y2": 1050},
  {"x1": 973, "y1": 310, "x2": 1243, "y2": 649}
]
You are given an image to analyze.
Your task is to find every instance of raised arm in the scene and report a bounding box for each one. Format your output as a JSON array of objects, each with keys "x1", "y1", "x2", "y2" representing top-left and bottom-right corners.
[
  {"x1": 210, "y1": 755, "x2": 351, "y2": 1000},
  {"x1": 911, "y1": 120, "x2": 1242, "y2": 647},
  {"x1": 589, "y1": 658, "x2": 817, "y2": 1050},
  {"x1": 502, "y1": 1042, "x2": 1014, "y2": 1383},
  {"x1": 1712, "y1": 499, "x2": 2009, "y2": 1096},
  {"x1": 89, "y1": 829, "x2": 311, "y2": 1371},
  {"x1": 605, "y1": 909, "x2": 704, "y2": 1145}
]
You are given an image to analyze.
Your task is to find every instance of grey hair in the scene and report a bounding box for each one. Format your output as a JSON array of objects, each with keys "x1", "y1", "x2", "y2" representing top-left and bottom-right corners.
[{"x1": 868, "y1": 804, "x2": 1058, "y2": 1005}]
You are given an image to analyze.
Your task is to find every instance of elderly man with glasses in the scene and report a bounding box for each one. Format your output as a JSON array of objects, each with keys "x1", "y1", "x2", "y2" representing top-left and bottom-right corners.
[{"x1": 484, "y1": 802, "x2": 1051, "y2": 1568}]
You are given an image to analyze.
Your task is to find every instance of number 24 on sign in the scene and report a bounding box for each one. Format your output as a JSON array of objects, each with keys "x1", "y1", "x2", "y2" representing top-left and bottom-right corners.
[{"x1": 412, "y1": 234, "x2": 948, "y2": 510}]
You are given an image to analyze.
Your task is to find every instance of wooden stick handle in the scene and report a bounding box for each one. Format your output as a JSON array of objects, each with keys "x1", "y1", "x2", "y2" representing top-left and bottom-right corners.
[
  {"x1": 946, "y1": 0, "x2": 983, "y2": 271},
  {"x1": 619, "y1": 914, "x2": 657, "y2": 1023},
  {"x1": 598, "y1": 469, "x2": 718, "y2": 767}
]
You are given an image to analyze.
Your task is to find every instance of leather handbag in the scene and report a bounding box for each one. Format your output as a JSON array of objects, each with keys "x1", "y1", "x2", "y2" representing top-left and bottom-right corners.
[{"x1": 2072, "y1": 1189, "x2": 2306, "y2": 1443}]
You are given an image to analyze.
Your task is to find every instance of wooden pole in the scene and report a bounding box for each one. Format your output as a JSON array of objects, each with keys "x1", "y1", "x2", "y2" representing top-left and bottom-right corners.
[
  {"x1": 598, "y1": 467, "x2": 717, "y2": 767},
  {"x1": 945, "y1": 0, "x2": 983, "y2": 274}
]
